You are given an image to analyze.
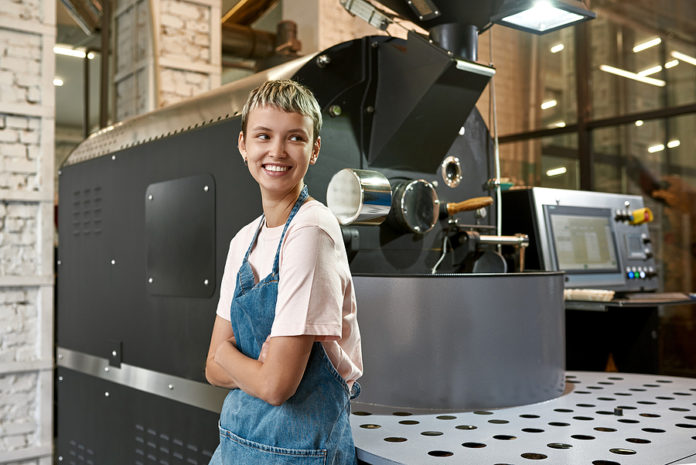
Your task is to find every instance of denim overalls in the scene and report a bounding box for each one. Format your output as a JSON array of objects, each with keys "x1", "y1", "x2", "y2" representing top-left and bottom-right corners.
[{"x1": 209, "y1": 186, "x2": 359, "y2": 465}]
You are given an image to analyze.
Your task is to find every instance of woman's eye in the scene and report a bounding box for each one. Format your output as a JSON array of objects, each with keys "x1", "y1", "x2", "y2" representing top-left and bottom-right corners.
[
  {"x1": 289, "y1": 135, "x2": 306, "y2": 142},
  {"x1": 256, "y1": 133, "x2": 269, "y2": 140}
]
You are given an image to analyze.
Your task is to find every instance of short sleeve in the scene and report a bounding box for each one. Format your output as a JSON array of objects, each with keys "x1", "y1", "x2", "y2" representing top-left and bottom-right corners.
[{"x1": 270, "y1": 224, "x2": 343, "y2": 338}]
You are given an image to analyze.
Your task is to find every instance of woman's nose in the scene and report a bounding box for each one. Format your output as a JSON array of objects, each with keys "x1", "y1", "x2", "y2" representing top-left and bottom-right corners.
[{"x1": 268, "y1": 139, "x2": 287, "y2": 157}]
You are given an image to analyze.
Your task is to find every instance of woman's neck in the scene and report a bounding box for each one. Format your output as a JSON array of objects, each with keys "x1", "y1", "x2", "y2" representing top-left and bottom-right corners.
[{"x1": 261, "y1": 184, "x2": 304, "y2": 228}]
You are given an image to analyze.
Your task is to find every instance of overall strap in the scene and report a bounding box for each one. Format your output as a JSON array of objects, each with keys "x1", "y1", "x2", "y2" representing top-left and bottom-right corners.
[
  {"x1": 242, "y1": 215, "x2": 266, "y2": 263},
  {"x1": 272, "y1": 185, "x2": 309, "y2": 274}
]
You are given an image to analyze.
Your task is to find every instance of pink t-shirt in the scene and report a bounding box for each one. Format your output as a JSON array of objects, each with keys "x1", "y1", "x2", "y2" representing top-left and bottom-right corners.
[{"x1": 216, "y1": 200, "x2": 363, "y2": 387}]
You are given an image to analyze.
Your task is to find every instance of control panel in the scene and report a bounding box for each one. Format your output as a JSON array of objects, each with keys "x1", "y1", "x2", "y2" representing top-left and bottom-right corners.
[{"x1": 502, "y1": 187, "x2": 658, "y2": 292}]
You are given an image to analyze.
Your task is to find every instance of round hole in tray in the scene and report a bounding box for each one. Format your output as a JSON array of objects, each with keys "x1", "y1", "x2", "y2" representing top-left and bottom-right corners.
[
  {"x1": 522, "y1": 428, "x2": 545, "y2": 433},
  {"x1": 571, "y1": 434, "x2": 595, "y2": 440},
  {"x1": 617, "y1": 405, "x2": 636, "y2": 410},
  {"x1": 577, "y1": 403, "x2": 596, "y2": 408},
  {"x1": 656, "y1": 379, "x2": 673, "y2": 383},
  {"x1": 573, "y1": 416, "x2": 594, "y2": 421},
  {"x1": 674, "y1": 392, "x2": 692, "y2": 396},
  {"x1": 610, "y1": 448, "x2": 636, "y2": 455},
  {"x1": 462, "y1": 442, "x2": 486, "y2": 448},
  {"x1": 421, "y1": 431, "x2": 444, "y2": 437},
  {"x1": 436, "y1": 415, "x2": 456, "y2": 420},
  {"x1": 608, "y1": 377, "x2": 624, "y2": 380},
  {"x1": 618, "y1": 419, "x2": 639, "y2": 424},
  {"x1": 641, "y1": 428, "x2": 665, "y2": 433},
  {"x1": 489, "y1": 419, "x2": 509, "y2": 424},
  {"x1": 626, "y1": 438, "x2": 650, "y2": 444},
  {"x1": 549, "y1": 422, "x2": 570, "y2": 427},
  {"x1": 639, "y1": 413, "x2": 660, "y2": 418},
  {"x1": 474, "y1": 410, "x2": 494, "y2": 415},
  {"x1": 352, "y1": 411, "x2": 372, "y2": 416},
  {"x1": 428, "y1": 450, "x2": 453, "y2": 457},
  {"x1": 392, "y1": 411, "x2": 412, "y2": 416},
  {"x1": 384, "y1": 437, "x2": 407, "y2": 442},
  {"x1": 597, "y1": 397, "x2": 616, "y2": 401},
  {"x1": 493, "y1": 435, "x2": 517, "y2": 440},
  {"x1": 547, "y1": 443, "x2": 572, "y2": 449},
  {"x1": 575, "y1": 390, "x2": 592, "y2": 394},
  {"x1": 588, "y1": 386, "x2": 603, "y2": 390},
  {"x1": 643, "y1": 384, "x2": 659, "y2": 388},
  {"x1": 592, "y1": 461, "x2": 620, "y2": 465},
  {"x1": 671, "y1": 407, "x2": 690, "y2": 412},
  {"x1": 656, "y1": 396, "x2": 675, "y2": 400},
  {"x1": 629, "y1": 388, "x2": 647, "y2": 392},
  {"x1": 360, "y1": 424, "x2": 381, "y2": 429},
  {"x1": 637, "y1": 401, "x2": 656, "y2": 405},
  {"x1": 594, "y1": 427, "x2": 617, "y2": 432},
  {"x1": 520, "y1": 414, "x2": 540, "y2": 419},
  {"x1": 686, "y1": 416, "x2": 696, "y2": 420},
  {"x1": 598, "y1": 381, "x2": 614, "y2": 385},
  {"x1": 520, "y1": 452, "x2": 547, "y2": 460},
  {"x1": 596, "y1": 411, "x2": 614, "y2": 416},
  {"x1": 456, "y1": 425, "x2": 477, "y2": 430},
  {"x1": 399, "y1": 420, "x2": 419, "y2": 425},
  {"x1": 614, "y1": 392, "x2": 632, "y2": 396},
  {"x1": 676, "y1": 423, "x2": 696, "y2": 429},
  {"x1": 554, "y1": 408, "x2": 573, "y2": 413}
]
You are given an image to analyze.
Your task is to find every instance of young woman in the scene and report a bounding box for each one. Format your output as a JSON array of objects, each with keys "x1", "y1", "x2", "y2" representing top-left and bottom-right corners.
[{"x1": 206, "y1": 80, "x2": 363, "y2": 464}]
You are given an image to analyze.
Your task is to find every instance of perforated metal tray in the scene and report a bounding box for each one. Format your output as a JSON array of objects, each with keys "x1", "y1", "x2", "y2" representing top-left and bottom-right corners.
[{"x1": 351, "y1": 371, "x2": 696, "y2": 464}]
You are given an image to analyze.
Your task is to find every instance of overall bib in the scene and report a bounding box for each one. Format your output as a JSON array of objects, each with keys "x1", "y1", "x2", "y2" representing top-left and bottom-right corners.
[{"x1": 209, "y1": 186, "x2": 359, "y2": 465}]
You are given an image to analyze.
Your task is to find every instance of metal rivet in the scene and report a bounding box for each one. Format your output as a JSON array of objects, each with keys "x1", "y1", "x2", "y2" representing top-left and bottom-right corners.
[
  {"x1": 329, "y1": 105, "x2": 342, "y2": 117},
  {"x1": 58, "y1": 170, "x2": 62, "y2": 176},
  {"x1": 203, "y1": 185, "x2": 209, "y2": 192},
  {"x1": 57, "y1": 260, "x2": 62, "y2": 265},
  {"x1": 366, "y1": 106, "x2": 375, "y2": 113},
  {"x1": 58, "y1": 354, "x2": 63, "y2": 359},
  {"x1": 148, "y1": 194, "x2": 153, "y2": 200},
  {"x1": 58, "y1": 456, "x2": 63, "y2": 462},
  {"x1": 111, "y1": 259, "x2": 116, "y2": 265},
  {"x1": 168, "y1": 384, "x2": 174, "y2": 390},
  {"x1": 111, "y1": 155, "x2": 116, "y2": 160},
  {"x1": 58, "y1": 376, "x2": 63, "y2": 382},
  {"x1": 204, "y1": 279, "x2": 209, "y2": 286},
  {"x1": 112, "y1": 350, "x2": 117, "y2": 357},
  {"x1": 431, "y1": 180, "x2": 439, "y2": 188},
  {"x1": 104, "y1": 366, "x2": 109, "y2": 372},
  {"x1": 148, "y1": 277, "x2": 153, "y2": 283},
  {"x1": 459, "y1": 126, "x2": 466, "y2": 136},
  {"x1": 104, "y1": 392, "x2": 110, "y2": 397}
]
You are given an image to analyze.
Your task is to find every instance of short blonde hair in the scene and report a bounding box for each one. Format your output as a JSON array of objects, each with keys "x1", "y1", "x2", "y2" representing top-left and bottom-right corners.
[{"x1": 241, "y1": 80, "x2": 322, "y2": 143}]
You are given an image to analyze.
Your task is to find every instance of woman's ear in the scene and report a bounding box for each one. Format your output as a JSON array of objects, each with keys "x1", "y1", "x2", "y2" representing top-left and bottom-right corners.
[
  {"x1": 238, "y1": 131, "x2": 247, "y2": 164},
  {"x1": 310, "y1": 136, "x2": 321, "y2": 165}
]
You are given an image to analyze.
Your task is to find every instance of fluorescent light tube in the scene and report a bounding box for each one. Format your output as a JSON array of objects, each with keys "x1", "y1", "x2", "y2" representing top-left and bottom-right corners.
[
  {"x1": 667, "y1": 139, "x2": 680, "y2": 148},
  {"x1": 638, "y1": 65, "x2": 662, "y2": 76},
  {"x1": 541, "y1": 99, "x2": 558, "y2": 110},
  {"x1": 665, "y1": 59, "x2": 679, "y2": 69},
  {"x1": 671, "y1": 51, "x2": 696, "y2": 66},
  {"x1": 53, "y1": 77, "x2": 64, "y2": 86},
  {"x1": 648, "y1": 144, "x2": 665, "y2": 153},
  {"x1": 550, "y1": 43, "x2": 565, "y2": 53},
  {"x1": 546, "y1": 166, "x2": 567, "y2": 177},
  {"x1": 633, "y1": 37, "x2": 661, "y2": 53},
  {"x1": 600, "y1": 65, "x2": 665, "y2": 87}
]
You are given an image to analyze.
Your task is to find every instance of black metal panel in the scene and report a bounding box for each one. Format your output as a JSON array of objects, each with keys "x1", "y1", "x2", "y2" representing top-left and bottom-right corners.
[
  {"x1": 145, "y1": 174, "x2": 216, "y2": 297},
  {"x1": 57, "y1": 119, "x2": 261, "y2": 382},
  {"x1": 56, "y1": 368, "x2": 218, "y2": 465}
]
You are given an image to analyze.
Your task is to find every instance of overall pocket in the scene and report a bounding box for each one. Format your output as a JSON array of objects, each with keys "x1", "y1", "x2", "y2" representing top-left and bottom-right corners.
[{"x1": 219, "y1": 425, "x2": 327, "y2": 465}]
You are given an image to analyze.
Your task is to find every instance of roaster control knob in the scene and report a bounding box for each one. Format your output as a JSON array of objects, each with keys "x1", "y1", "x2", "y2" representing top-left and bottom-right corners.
[
  {"x1": 644, "y1": 248, "x2": 653, "y2": 259},
  {"x1": 646, "y1": 266, "x2": 657, "y2": 278},
  {"x1": 642, "y1": 233, "x2": 651, "y2": 244}
]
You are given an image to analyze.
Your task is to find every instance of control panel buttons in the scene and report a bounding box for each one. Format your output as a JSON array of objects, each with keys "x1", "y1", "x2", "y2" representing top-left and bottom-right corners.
[{"x1": 629, "y1": 207, "x2": 654, "y2": 225}]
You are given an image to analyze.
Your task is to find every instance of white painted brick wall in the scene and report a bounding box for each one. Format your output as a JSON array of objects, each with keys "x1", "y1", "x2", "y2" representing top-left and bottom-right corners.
[
  {"x1": 0, "y1": 30, "x2": 43, "y2": 106},
  {"x1": 159, "y1": 68, "x2": 209, "y2": 107},
  {"x1": 159, "y1": 0, "x2": 211, "y2": 64},
  {"x1": 0, "y1": 0, "x2": 54, "y2": 462}
]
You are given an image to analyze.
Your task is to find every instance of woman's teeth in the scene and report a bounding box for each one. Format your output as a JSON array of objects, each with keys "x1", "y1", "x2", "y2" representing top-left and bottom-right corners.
[{"x1": 265, "y1": 165, "x2": 290, "y2": 172}]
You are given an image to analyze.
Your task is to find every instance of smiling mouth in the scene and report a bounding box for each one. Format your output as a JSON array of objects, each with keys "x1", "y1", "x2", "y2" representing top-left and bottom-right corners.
[{"x1": 264, "y1": 164, "x2": 290, "y2": 172}]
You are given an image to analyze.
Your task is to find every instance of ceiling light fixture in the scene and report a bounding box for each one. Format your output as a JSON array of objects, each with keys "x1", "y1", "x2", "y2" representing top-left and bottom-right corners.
[
  {"x1": 546, "y1": 166, "x2": 567, "y2": 176},
  {"x1": 633, "y1": 37, "x2": 661, "y2": 53},
  {"x1": 635, "y1": 120, "x2": 644, "y2": 127},
  {"x1": 667, "y1": 139, "x2": 680, "y2": 149},
  {"x1": 637, "y1": 65, "x2": 662, "y2": 77},
  {"x1": 671, "y1": 51, "x2": 696, "y2": 66},
  {"x1": 53, "y1": 77, "x2": 64, "y2": 86},
  {"x1": 550, "y1": 43, "x2": 565, "y2": 53},
  {"x1": 492, "y1": 0, "x2": 595, "y2": 35},
  {"x1": 54, "y1": 45, "x2": 95, "y2": 59},
  {"x1": 648, "y1": 144, "x2": 665, "y2": 153},
  {"x1": 664, "y1": 59, "x2": 679, "y2": 69},
  {"x1": 599, "y1": 65, "x2": 666, "y2": 87},
  {"x1": 541, "y1": 99, "x2": 558, "y2": 110}
]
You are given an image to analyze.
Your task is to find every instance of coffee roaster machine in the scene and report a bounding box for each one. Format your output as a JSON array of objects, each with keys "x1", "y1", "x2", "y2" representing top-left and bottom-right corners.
[{"x1": 55, "y1": 8, "x2": 568, "y2": 465}]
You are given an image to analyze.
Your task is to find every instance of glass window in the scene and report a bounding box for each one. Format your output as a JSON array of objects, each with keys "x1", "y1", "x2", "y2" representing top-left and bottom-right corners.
[{"x1": 500, "y1": 133, "x2": 578, "y2": 188}]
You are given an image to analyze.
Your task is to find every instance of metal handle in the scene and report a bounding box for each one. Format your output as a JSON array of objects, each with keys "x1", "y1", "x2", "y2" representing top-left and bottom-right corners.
[{"x1": 446, "y1": 196, "x2": 493, "y2": 216}]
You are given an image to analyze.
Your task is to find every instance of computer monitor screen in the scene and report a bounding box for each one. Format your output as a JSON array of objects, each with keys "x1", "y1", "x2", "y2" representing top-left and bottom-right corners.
[{"x1": 545, "y1": 205, "x2": 619, "y2": 273}]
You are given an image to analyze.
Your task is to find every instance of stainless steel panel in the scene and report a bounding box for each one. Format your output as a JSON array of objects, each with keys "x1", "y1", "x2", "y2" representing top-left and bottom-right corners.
[
  {"x1": 354, "y1": 272, "x2": 565, "y2": 410},
  {"x1": 57, "y1": 347, "x2": 227, "y2": 413},
  {"x1": 64, "y1": 54, "x2": 316, "y2": 167}
]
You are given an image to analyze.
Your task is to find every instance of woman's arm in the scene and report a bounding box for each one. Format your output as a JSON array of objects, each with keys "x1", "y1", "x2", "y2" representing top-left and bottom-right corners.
[
  {"x1": 205, "y1": 316, "x2": 239, "y2": 389},
  {"x1": 214, "y1": 333, "x2": 314, "y2": 406}
]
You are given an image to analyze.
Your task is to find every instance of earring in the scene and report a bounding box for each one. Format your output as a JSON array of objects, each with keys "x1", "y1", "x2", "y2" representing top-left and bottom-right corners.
[{"x1": 244, "y1": 158, "x2": 248, "y2": 165}]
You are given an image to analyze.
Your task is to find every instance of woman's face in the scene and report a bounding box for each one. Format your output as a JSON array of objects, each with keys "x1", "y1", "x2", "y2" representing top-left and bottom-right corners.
[{"x1": 238, "y1": 105, "x2": 320, "y2": 200}]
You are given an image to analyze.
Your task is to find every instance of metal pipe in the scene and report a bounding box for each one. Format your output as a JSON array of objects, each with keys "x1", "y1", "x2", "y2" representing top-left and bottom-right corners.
[
  {"x1": 478, "y1": 234, "x2": 529, "y2": 246},
  {"x1": 222, "y1": 23, "x2": 276, "y2": 59},
  {"x1": 99, "y1": 0, "x2": 110, "y2": 128}
]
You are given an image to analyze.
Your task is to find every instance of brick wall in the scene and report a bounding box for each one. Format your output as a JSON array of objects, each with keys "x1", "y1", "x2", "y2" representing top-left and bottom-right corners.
[
  {"x1": 114, "y1": 0, "x2": 220, "y2": 120},
  {"x1": 0, "y1": 0, "x2": 55, "y2": 462}
]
